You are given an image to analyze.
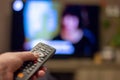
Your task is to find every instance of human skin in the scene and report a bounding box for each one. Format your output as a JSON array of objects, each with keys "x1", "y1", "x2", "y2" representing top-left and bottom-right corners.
[{"x1": 0, "y1": 51, "x2": 46, "y2": 80}]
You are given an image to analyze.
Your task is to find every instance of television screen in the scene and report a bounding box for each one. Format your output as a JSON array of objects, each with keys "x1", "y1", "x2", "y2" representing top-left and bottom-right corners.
[{"x1": 11, "y1": 0, "x2": 100, "y2": 58}]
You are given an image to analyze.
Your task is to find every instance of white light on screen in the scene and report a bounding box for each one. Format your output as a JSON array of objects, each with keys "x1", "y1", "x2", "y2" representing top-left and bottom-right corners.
[{"x1": 13, "y1": 0, "x2": 23, "y2": 11}]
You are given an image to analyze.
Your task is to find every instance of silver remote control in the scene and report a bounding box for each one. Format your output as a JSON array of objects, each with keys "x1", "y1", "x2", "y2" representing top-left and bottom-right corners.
[{"x1": 14, "y1": 42, "x2": 56, "y2": 80}]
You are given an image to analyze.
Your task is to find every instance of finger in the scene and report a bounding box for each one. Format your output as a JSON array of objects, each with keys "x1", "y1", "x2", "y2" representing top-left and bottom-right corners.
[
  {"x1": 41, "y1": 66, "x2": 47, "y2": 71},
  {"x1": 31, "y1": 75, "x2": 37, "y2": 80},
  {"x1": 17, "y1": 51, "x2": 38, "y2": 61},
  {"x1": 37, "y1": 70, "x2": 46, "y2": 77},
  {"x1": 32, "y1": 66, "x2": 46, "y2": 78}
]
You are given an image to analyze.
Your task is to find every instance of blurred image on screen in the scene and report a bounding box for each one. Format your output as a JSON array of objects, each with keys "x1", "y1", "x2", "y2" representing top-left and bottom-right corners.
[{"x1": 11, "y1": 0, "x2": 100, "y2": 58}]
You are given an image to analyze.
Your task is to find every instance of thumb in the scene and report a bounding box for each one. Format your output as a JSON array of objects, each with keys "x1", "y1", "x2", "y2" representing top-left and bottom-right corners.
[{"x1": 17, "y1": 51, "x2": 38, "y2": 61}]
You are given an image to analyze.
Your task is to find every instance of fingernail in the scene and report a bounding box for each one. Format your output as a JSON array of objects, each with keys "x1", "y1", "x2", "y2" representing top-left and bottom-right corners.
[{"x1": 32, "y1": 52, "x2": 39, "y2": 58}]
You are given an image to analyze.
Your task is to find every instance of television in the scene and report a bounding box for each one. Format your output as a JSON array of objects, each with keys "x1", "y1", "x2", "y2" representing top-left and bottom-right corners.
[{"x1": 11, "y1": 0, "x2": 100, "y2": 59}]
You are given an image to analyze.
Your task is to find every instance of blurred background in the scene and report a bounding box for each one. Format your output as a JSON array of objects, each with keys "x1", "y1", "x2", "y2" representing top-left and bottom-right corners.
[{"x1": 0, "y1": 0, "x2": 120, "y2": 80}]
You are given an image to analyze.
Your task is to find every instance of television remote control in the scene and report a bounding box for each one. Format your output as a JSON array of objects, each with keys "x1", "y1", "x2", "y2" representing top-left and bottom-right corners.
[{"x1": 14, "y1": 42, "x2": 56, "y2": 80}]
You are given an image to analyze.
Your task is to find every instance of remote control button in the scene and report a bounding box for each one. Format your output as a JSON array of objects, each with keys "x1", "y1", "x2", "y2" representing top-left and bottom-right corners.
[
  {"x1": 29, "y1": 62, "x2": 34, "y2": 65},
  {"x1": 25, "y1": 66, "x2": 29, "y2": 69},
  {"x1": 29, "y1": 68, "x2": 32, "y2": 71},
  {"x1": 23, "y1": 69, "x2": 26, "y2": 72},
  {"x1": 27, "y1": 64, "x2": 31, "y2": 67},
  {"x1": 34, "y1": 63, "x2": 37, "y2": 66},
  {"x1": 39, "y1": 53, "x2": 45, "y2": 57},
  {"x1": 37, "y1": 58, "x2": 42, "y2": 62},
  {"x1": 47, "y1": 49, "x2": 51, "y2": 53},
  {"x1": 45, "y1": 51, "x2": 49, "y2": 54},
  {"x1": 40, "y1": 58, "x2": 44, "y2": 61},
  {"x1": 26, "y1": 70, "x2": 31, "y2": 74},
  {"x1": 36, "y1": 50, "x2": 40, "y2": 54},
  {"x1": 48, "y1": 49, "x2": 52, "y2": 52},
  {"x1": 31, "y1": 65, "x2": 35, "y2": 69},
  {"x1": 17, "y1": 73, "x2": 24, "y2": 78},
  {"x1": 40, "y1": 48, "x2": 46, "y2": 52},
  {"x1": 44, "y1": 54, "x2": 47, "y2": 57},
  {"x1": 32, "y1": 64, "x2": 37, "y2": 68}
]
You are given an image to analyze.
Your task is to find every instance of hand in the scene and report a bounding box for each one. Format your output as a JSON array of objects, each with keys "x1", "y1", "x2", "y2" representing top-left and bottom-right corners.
[{"x1": 0, "y1": 52, "x2": 46, "y2": 80}]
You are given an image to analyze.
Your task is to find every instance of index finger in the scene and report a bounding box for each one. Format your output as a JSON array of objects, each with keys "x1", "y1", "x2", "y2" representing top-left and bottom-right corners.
[{"x1": 16, "y1": 51, "x2": 38, "y2": 61}]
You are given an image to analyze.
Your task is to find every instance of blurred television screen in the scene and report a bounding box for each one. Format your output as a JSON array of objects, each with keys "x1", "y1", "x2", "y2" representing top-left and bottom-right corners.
[{"x1": 11, "y1": 0, "x2": 100, "y2": 58}]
